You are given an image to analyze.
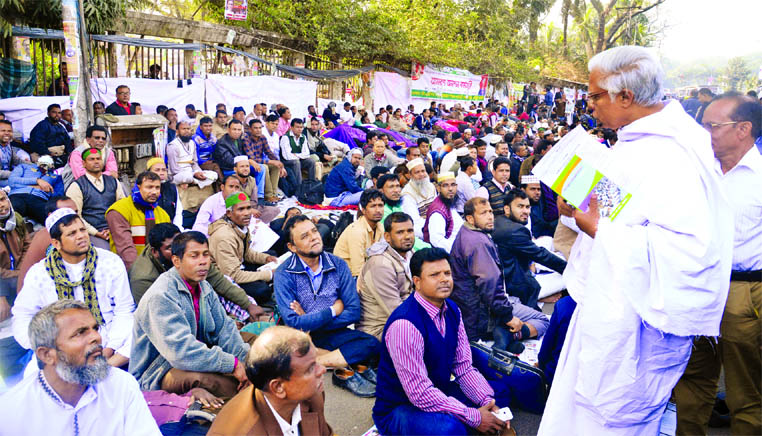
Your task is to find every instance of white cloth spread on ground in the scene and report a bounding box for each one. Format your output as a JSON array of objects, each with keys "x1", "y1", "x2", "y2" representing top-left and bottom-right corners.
[
  {"x1": 538, "y1": 100, "x2": 733, "y2": 435},
  {"x1": 0, "y1": 368, "x2": 160, "y2": 435},
  {"x1": 12, "y1": 247, "x2": 136, "y2": 359}
]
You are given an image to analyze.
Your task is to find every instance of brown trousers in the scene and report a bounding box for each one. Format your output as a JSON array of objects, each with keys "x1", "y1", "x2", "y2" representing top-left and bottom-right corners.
[
  {"x1": 674, "y1": 280, "x2": 762, "y2": 435},
  {"x1": 263, "y1": 162, "x2": 281, "y2": 198}
]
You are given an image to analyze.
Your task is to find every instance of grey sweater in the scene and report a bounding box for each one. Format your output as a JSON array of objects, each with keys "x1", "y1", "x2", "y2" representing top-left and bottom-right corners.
[{"x1": 129, "y1": 267, "x2": 249, "y2": 391}]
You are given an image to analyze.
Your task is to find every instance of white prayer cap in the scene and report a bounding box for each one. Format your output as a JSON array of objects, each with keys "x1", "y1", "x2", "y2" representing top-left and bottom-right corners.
[
  {"x1": 406, "y1": 158, "x2": 424, "y2": 171},
  {"x1": 349, "y1": 147, "x2": 363, "y2": 157},
  {"x1": 233, "y1": 155, "x2": 249, "y2": 164},
  {"x1": 437, "y1": 172, "x2": 455, "y2": 182},
  {"x1": 37, "y1": 155, "x2": 54, "y2": 167},
  {"x1": 455, "y1": 147, "x2": 470, "y2": 157},
  {"x1": 464, "y1": 128, "x2": 472, "y2": 134},
  {"x1": 45, "y1": 208, "x2": 78, "y2": 233},
  {"x1": 521, "y1": 175, "x2": 540, "y2": 185}
]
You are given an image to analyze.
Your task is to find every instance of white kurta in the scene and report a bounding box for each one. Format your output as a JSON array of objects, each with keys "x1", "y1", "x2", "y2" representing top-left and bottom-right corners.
[
  {"x1": 400, "y1": 194, "x2": 426, "y2": 239},
  {"x1": 12, "y1": 247, "x2": 136, "y2": 358},
  {"x1": 0, "y1": 368, "x2": 160, "y2": 436},
  {"x1": 538, "y1": 100, "x2": 733, "y2": 435},
  {"x1": 427, "y1": 207, "x2": 464, "y2": 251}
]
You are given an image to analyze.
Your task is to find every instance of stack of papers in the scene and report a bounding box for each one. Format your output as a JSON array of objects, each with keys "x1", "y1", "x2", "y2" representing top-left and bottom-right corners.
[{"x1": 531, "y1": 126, "x2": 632, "y2": 221}]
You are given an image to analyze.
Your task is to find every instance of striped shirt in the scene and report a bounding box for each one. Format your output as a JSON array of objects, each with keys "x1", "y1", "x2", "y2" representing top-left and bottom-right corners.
[{"x1": 384, "y1": 292, "x2": 494, "y2": 428}]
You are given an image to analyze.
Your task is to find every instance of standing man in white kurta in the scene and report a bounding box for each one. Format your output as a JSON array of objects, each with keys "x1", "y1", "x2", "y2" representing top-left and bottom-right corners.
[
  {"x1": 538, "y1": 46, "x2": 733, "y2": 435},
  {"x1": 12, "y1": 208, "x2": 135, "y2": 369}
]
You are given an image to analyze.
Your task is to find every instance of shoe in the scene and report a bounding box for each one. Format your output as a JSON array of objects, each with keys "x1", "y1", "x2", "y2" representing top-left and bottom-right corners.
[
  {"x1": 332, "y1": 369, "x2": 375, "y2": 397},
  {"x1": 354, "y1": 365, "x2": 377, "y2": 384}
]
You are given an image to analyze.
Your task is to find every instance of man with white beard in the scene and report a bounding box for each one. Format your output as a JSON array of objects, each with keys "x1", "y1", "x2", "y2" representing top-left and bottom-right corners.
[
  {"x1": 400, "y1": 158, "x2": 436, "y2": 217},
  {"x1": 537, "y1": 46, "x2": 733, "y2": 435},
  {"x1": 0, "y1": 300, "x2": 159, "y2": 435}
]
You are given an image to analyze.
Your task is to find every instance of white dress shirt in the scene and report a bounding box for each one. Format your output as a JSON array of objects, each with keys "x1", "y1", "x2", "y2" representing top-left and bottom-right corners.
[
  {"x1": 264, "y1": 128, "x2": 281, "y2": 158},
  {"x1": 427, "y1": 207, "x2": 464, "y2": 251},
  {"x1": 715, "y1": 146, "x2": 762, "y2": 271},
  {"x1": 455, "y1": 171, "x2": 477, "y2": 213},
  {"x1": 279, "y1": 132, "x2": 310, "y2": 160},
  {"x1": 0, "y1": 369, "x2": 160, "y2": 436},
  {"x1": 264, "y1": 393, "x2": 302, "y2": 436},
  {"x1": 12, "y1": 248, "x2": 135, "y2": 358}
]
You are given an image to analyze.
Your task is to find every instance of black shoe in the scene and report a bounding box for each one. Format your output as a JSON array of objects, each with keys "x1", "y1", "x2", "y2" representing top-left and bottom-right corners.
[
  {"x1": 356, "y1": 366, "x2": 377, "y2": 385},
  {"x1": 332, "y1": 370, "x2": 375, "y2": 397}
]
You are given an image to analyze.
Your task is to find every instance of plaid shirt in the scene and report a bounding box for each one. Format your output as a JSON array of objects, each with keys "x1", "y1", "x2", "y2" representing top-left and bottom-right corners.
[
  {"x1": 0, "y1": 58, "x2": 37, "y2": 98},
  {"x1": 243, "y1": 133, "x2": 278, "y2": 163}
]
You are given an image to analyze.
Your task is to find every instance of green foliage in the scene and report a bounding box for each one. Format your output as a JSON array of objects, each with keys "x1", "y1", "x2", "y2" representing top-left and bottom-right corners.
[
  {"x1": 724, "y1": 57, "x2": 753, "y2": 91},
  {"x1": 0, "y1": 0, "x2": 149, "y2": 37}
]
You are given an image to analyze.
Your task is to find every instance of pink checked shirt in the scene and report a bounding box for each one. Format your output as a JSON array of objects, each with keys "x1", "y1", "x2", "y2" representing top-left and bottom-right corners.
[{"x1": 384, "y1": 292, "x2": 494, "y2": 428}]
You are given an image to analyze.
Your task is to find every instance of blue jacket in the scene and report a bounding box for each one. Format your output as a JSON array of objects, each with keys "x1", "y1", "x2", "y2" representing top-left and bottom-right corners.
[
  {"x1": 414, "y1": 115, "x2": 431, "y2": 131},
  {"x1": 29, "y1": 118, "x2": 71, "y2": 156},
  {"x1": 274, "y1": 251, "x2": 361, "y2": 333},
  {"x1": 192, "y1": 126, "x2": 217, "y2": 165},
  {"x1": 324, "y1": 157, "x2": 362, "y2": 197},
  {"x1": 8, "y1": 163, "x2": 64, "y2": 200}
]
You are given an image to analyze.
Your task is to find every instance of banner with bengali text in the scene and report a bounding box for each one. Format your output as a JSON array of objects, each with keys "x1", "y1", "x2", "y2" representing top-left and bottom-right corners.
[{"x1": 410, "y1": 62, "x2": 487, "y2": 102}]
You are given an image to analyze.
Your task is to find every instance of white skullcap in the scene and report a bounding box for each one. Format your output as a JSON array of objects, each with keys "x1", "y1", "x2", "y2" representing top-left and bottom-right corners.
[
  {"x1": 455, "y1": 147, "x2": 470, "y2": 157},
  {"x1": 464, "y1": 128, "x2": 472, "y2": 134},
  {"x1": 37, "y1": 155, "x2": 54, "y2": 166},
  {"x1": 406, "y1": 158, "x2": 424, "y2": 170},
  {"x1": 521, "y1": 175, "x2": 540, "y2": 185},
  {"x1": 45, "y1": 208, "x2": 77, "y2": 233},
  {"x1": 437, "y1": 172, "x2": 455, "y2": 182},
  {"x1": 349, "y1": 147, "x2": 363, "y2": 156},
  {"x1": 233, "y1": 155, "x2": 249, "y2": 164}
]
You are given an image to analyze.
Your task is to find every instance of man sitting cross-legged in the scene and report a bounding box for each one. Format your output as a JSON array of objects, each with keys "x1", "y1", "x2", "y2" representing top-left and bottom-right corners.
[
  {"x1": 130, "y1": 231, "x2": 250, "y2": 398},
  {"x1": 372, "y1": 247, "x2": 510, "y2": 435},
  {"x1": 208, "y1": 192, "x2": 277, "y2": 306},
  {"x1": 1, "y1": 300, "x2": 160, "y2": 435},
  {"x1": 356, "y1": 212, "x2": 415, "y2": 340},
  {"x1": 450, "y1": 197, "x2": 549, "y2": 354},
  {"x1": 129, "y1": 223, "x2": 265, "y2": 322},
  {"x1": 208, "y1": 326, "x2": 333, "y2": 436},
  {"x1": 333, "y1": 189, "x2": 385, "y2": 277},
  {"x1": 274, "y1": 215, "x2": 380, "y2": 398},
  {"x1": 13, "y1": 209, "x2": 135, "y2": 369}
]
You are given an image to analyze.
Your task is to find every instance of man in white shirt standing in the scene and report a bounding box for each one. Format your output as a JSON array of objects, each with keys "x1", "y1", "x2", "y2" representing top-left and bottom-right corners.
[
  {"x1": 13, "y1": 209, "x2": 135, "y2": 369},
  {"x1": 279, "y1": 118, "x2": 315, "y2": 189},
  {"x1": 539, "y1": 46, "x2": 732, "y2": 435},
  {"x1": 0, "y1": 300, "x2": 160, "y2": 435},
  {"x1": 673, "y1": 93, "x2": 762, "y2": 435},
  {"x1": 422, "y1": 172, "x2": 463, "y2": 251}
]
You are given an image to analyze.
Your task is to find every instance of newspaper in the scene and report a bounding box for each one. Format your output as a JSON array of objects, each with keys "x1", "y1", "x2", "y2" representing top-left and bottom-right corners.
[{"x1": 531, "y1": 125, "x2": 632, "y2": 221}]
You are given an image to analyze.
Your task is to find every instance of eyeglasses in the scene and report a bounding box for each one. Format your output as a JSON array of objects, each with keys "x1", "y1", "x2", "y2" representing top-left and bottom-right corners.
[
  {"x1": 587, "y1": 90, "x2": 609, "y2": 102},
  {"x1": 117, "y1": 91, "x2": 130, "y2": 95},
  {"x1": 701, "y1": 121, "x2": 740, "y2": 132}
]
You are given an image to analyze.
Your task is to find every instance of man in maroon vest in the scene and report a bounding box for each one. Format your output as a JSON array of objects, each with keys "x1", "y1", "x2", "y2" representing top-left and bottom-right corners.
[{"x1": 422, "y1": 172, "x2": 463, "y2": 251}]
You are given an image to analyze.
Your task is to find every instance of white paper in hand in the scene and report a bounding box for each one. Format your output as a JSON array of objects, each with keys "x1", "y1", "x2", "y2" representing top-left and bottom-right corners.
[{"x1": 249, "y1": 218, "x2": 280, "y2": 253}]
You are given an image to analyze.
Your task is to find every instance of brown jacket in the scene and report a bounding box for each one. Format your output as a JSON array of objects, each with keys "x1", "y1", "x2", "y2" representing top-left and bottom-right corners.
[
  {"x1": 208, "y1": 217, "x2": 271, "y2": 284},
  {"x1": 333, "y1": 216, "x2": 383, "y2": 277},
  {"x1": 208, "y1": 386, "x2": 332, "y2": 436},
  {"x1": 0, "y1": 213, "x2": 30, "y2": 283},
  {"x1": 356, "y1": 240, "x2": 413, "y2": 340}
]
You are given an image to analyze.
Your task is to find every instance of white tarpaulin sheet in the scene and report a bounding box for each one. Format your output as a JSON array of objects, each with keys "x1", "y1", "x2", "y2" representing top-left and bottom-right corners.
[
  {"x1": 372, "y1": 72, "x2": 411, "y2": 114},
  {"x1": 0, "y1": 96, "x2": 70, "y2": 141},
  {"x1": 90, "y1": 77, "x2": 205, "y2": 116},
  {"x1": 205, "y1": 74, "x2": 316, "y2": 120}
]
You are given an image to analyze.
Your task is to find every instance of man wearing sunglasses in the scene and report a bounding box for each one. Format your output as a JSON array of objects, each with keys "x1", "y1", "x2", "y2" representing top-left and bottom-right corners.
[
  {"x1": 68, "y1": 125, "x2": 119, "y2": 179},
  {"x1": 538, "y1": 46, "x2": 733, "y2": 436}
]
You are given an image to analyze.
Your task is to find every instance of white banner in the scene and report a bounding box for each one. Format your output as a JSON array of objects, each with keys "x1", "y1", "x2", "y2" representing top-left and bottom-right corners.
[
  {"x1": 0, "y1": 96, "x2": 70, "y2": 141},
  {"x1": 205, "y1": 74, "x2": 316, "y2": 120},
  {"x1": 90, "y1": 77, "x2": 206, "y2": 116},
  {"x1": 410, "y1": 62, "x2": 488, "y2": 102}
]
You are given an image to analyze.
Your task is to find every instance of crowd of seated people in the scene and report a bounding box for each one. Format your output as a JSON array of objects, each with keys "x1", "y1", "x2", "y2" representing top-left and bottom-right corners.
[{"x1": 1, "y1": 70, "x2": 758, "y2": 436}]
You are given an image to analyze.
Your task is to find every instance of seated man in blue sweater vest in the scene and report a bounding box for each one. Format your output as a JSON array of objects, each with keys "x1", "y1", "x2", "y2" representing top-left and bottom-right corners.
[
  {"x1": 274, "y1": 215, "x2": 380, "y2": 398},
  {"x1": 373, "y1": 247, "x2": 510, "y2": 435}
]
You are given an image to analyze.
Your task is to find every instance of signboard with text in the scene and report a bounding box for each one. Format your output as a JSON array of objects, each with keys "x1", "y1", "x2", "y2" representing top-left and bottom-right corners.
[
  {"x1": 224, "y1": 0, "x2": 248, "y2": 21},
  {"x1": 410, "y1": 62, "x2": 487, "y2": 102}
]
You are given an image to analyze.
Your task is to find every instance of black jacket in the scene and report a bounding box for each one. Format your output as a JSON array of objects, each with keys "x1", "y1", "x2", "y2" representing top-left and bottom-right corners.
[
  {"x1": 105, "y1": 101, "x2": 138, "y2": 116},
  {"x1": 213, "y1": 133, "x2": 244, "y2": 172},
  {"x1": 492, "y1": 215, "x2": 567, "y2": 309}
]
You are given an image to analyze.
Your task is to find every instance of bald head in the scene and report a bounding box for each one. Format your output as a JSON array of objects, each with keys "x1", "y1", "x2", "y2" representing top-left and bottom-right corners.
[{"x1": 245, "y1": 326, "x2": 313, "y2": 391}]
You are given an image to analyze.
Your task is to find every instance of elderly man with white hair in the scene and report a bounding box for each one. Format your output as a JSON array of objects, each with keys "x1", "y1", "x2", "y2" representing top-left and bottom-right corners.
[
  {"x1": 400, "y1": 158, "x2": 436, "y2": 216},
  {"x1": 0, "y1": 300, "x2": 159, "y2": 435},
  {"x1": 537, "y1": 46, "x2": 733, "y2": 435}
]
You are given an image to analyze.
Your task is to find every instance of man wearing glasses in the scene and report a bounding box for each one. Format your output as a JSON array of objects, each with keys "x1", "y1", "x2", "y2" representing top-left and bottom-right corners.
[
  {"x1": 68, "y1": 125, "x2": 119, "y2": 179},
  {"x1": 538, "y1": 46, "x2": 733, "y2": 435},
  {"x1": 674, "y1": 93, "x2": 762, "y2": 436},
  {"x1": 106, "y1": 85, "x2": 139, "y2": 116}
]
